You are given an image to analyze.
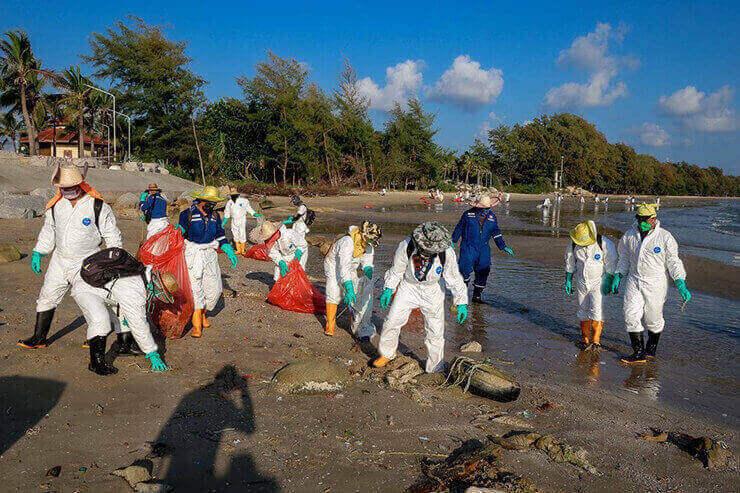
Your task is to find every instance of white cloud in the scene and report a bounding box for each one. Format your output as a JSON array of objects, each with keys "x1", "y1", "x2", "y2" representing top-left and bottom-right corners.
[
  {"x1": 478, "y1": 111, "x2": 502, "y2": 138},
  {"x1": 428, "y1": 55, "x2": 504, "y2": 110},
  {"x1": 639, "y1": 123, "x2": 670, "y2": 147},
  {"x1": 356, "y1": 60, "x2": 424, "y2": 111},
  {"x1": 658, "y1": 85, "x2": 736, "y2": 132},
  {"x1": 544, "y1": 22, "x2": 634, "y2": 109}
]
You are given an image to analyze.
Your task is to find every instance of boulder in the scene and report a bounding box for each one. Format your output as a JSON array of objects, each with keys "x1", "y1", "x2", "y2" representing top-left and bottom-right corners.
[
  {"x1": 123, "y1": 161, "x2": 141, "y2": 172},
  {"x1": 0, "y1": 203, "x2": 33, "y2": 219},
  {"x1": 272, "y1": 359, "x2": 348, "y2": 394},
  {"x1": 115, "y1": 192, "x2": 141, "y2": 209},
  {"x1": 141, "y1": 162, "x2": 159, "y2": 173},
  {"x1": 460, "y1": 341, "x2": 482, "y2": 353},
  {"x1": 0, "y1": 191, "x2": 46, "y2": 216},
  {"x1": 108, "y1": 164, "x2": 122, "y2": 170},
  {"x1": 0, "y1": 244, "x2": 22, "y2": 263},
  {"x1": 112, "y1": 460, "x2": 153, "y2": 488},
  {"x1": 448, "y1": 356, "x2": 521, "y2": 402},
  {"x1": 159, "y1": 168, "x2": 170, "y2": 175},
  {"x1": 30, "y1": 187, "x2": 56, "y2": 201}
]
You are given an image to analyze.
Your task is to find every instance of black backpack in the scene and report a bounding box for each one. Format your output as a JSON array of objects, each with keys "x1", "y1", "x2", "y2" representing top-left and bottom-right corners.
[{"x1": 81, "y1": 247, "x2": 146, "y2": 288}]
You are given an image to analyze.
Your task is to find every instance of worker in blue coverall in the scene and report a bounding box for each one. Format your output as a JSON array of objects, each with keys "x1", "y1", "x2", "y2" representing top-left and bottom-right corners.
[
  {"x1": 452, "y1": 193, "x2": 514, "y2": 303},
  {"x1": 139, "y1": 182, "x2": 169, "y2": 238}
]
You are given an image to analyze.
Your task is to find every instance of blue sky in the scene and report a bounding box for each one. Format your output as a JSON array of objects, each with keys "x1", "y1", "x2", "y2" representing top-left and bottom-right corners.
[{"x1": 3, "y1": 0, "x2": 738, "y2": 173}]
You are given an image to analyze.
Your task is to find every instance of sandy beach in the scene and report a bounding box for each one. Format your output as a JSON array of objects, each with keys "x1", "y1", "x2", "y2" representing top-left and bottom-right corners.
[{"x1": 0, "y1": 191, "x2": 737, "y2": 492}]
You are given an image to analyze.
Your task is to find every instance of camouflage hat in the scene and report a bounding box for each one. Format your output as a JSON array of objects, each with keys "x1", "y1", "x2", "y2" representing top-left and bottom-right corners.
[
  {"x1": 412, "y1": 221, "x2": 451, "y2": 255},
  {"x1": 361, "y1": 221, "x2": 382, "y2": 246}
]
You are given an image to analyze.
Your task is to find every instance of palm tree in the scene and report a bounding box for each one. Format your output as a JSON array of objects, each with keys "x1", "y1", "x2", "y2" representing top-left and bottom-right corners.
[
  {"x1": 0, "y1": 111, "x2": 21, "y2": 152},
  {"x1": 0, "y1": 31, "x2": 40, "y2": 155},
  {"x1": 48, "y1": 66, "x2": 92, "y2": 157}
]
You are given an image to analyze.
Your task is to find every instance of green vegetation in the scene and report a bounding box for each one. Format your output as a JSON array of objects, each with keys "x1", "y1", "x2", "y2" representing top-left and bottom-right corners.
[{"x1": 0, "y1": 20, "x2": 737, "y2": 196}]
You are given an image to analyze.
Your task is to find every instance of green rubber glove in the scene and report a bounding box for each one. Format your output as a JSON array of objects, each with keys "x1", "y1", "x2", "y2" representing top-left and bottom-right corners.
[
  {"x1": 610, "y1": 273, "x2": 622, "y2": 294},
  {"x1": 456, "y1": 304, "x2": 468, "y2": 324},
  {"x1": 31, "y1": 251, "x2": 43, "y2": 275},
  {"x1": 380, "y1": 287, "x2": 393, "y2": 309},
  {"x1": 221, "y1": 217, "x2": 229, "y2": 228},
  {"x1": 146, "y1": 351, "x2": 168, "y2": 372},
  {"x1": 283, "y1": 216, "x2": 294, "y2": 226},
  {"x1": 503, "y1": 246, "x2": 515, "y2": 257},
  {"x1": 674, "y1": 279, "x2": 691, "y2": 302},
  {"x1": 175, "y1": 224, "x2": 186, "y2": 235},
  {"x1": 220, "y1": 244, "x2": 238, "y2": 268},
  {"x1": 294, "y1": 249, "x2": 303, "y2": 261},
  {"x1": 253, "y1": 213, "x2": 264, "y2": 219},
  {"x1": 278, "y1": 260, "x2": 289, "y2": 277},
  {"x1": 139, "y1": 191, "x2": 149, "y2": 202},
  {"x1": 364, "y1": 266, "x2": 374, "y2": 279},
  {"x1": 601, "y1": 273, "x2": 614, "y2": 295},
  {"x1": 564, "y1": 272, "x2": 573, "y2": 295},
  {"x1": 343, "y1": 280, "x2": 356, "y2": 305}
]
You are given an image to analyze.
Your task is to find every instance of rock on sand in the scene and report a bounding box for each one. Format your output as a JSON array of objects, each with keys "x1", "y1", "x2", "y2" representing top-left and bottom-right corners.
[
  {"x1": 0, "y1": 191, "x2": 45, "y2": 218},
  {"x1": 115, "y1": 192, "x2": 140, "y2": 209},
  {"x1": 272, "y1": 359, "x2": 348, "y2": 394},
  {"x1": 0, "y1": 244, "x2": 22, "y2": 264}
]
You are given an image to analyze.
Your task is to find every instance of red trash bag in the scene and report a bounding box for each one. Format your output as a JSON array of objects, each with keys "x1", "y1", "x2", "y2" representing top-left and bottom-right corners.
[
  {"x1": 244, "y1": 230, "x2": 281, "y2": 261},
  {"x1": 138, "y1": 225, "x2": 194, "y2": 339},
  {"x1": 267, "y1": 260, "x2": 326, "y2": 314}
]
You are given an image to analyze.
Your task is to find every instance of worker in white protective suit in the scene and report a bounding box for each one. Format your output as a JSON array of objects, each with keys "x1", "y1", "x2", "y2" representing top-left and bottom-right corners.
[
  {"x1": 76, "y1": 251, "x2": 172, "y2": 375},
  {"x1": 372, "y1": 222, "x2": 469, "y2": 373},
  {"x1": 222, "y1": 188, "x2": 263, "y2": 255},
  {"x1": 323, "y1": 221, "x2": 382, "y2": 341},
  {"x1": 177, "y1": 186, "x2": 239, "y2": 338},
  {"x1": 284, "y1": 194, "x2": 308, "y2": 226},
  {"x1": 564, "y1": 220, "x2": 617, "y2": 349},
  {"x1": 611, "y1": 203, "x2": 691, "y2": 364},
  {"x1": 268, "y1": 214, "x2": 312, "y2": 281},
  {"x1": 18, "y1": 164, "x2": 121, "y2": 350}
]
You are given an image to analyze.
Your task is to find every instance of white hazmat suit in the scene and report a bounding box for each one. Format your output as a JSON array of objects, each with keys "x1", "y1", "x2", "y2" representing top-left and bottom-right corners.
[
  {"x1": 34, "y1": 195, "x2": 122, "y2": 313},
  {"x1": 269, "y1": 223, "x2": 309, "y2": 281},
  {"x1": 224, "y1": 196, "x2": 256, "y2": 244},
  {"x1": 616, "y1": 221, "x2": 686, "y2": 334},
  {"x1": 185, "y1": 241, "x2": 223, "y2": 311},
  {"x1": 323, "y1": 229, "x2": 376, "y2": 338},
  {"x1": 378, "y1": 239, "x2": 468, "y2": 373},
  {"x1": 565, "y1": 237, "x2": 617, "y2": 322}
]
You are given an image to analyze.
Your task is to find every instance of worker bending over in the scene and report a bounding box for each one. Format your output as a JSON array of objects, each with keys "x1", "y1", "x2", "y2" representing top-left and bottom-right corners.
[{"x1": 269, "y1": 212, "x2": 312, "y2": 280}]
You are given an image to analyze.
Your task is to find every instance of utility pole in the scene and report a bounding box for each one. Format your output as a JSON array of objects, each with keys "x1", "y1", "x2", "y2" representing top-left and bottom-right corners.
[
  {"x1": 85, "y1": 84, "x2": 116, "y2": 162},
  {"x1": 559, "y1": 155, "x2": 564, "y2": 189}
]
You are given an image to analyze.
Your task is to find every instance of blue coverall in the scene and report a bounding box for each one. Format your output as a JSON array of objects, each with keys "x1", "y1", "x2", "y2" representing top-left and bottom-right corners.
[
  {"x1": 139, "y1": 193, "x2": 168, "y2": 220},
  {"x1": 178, "y1": 204, "x2": 228, "y2": 248},
  {"x1": 452, "y1": 207, "x2": 508, "y2": 289}
]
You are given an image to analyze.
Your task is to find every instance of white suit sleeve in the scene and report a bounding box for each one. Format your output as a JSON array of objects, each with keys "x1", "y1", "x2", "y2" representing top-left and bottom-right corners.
[
  {"x1": 564, "y1": 244, "x2": 575, "y2": 274},
  {"x1": 224, "y1": 201, "x2": 232, "y2": 219},
  {"x1": 100, "y1": 204, "x2": 123, "y2": 249},
  {"x1": 360, "y1": 244, "x2": 374, "y2": 269},
  {"x1": 244, "y1": 199, "x2": 256, "y2": 216},
  {"x1": 442, "y1": 247, "x2": 468, "y2": 306},
  {"x1": 603, "y1": 237, "x2": 618, "y2": 275},
  {"x1": 33, "y1": 209, "x2": 56, "y2": 255},
  {"x1": 268, "y1": 242, "x2": 282, "y2": 266},
  {"x1": 293, "y1": 222, "x2": 309, "y2": 250},
  {"x1": 616, "y1": 235, "x2": 630, "y2": 276},
  {"x1": 337, "y1": 237, "x2": 355, "y2": 284},
  {"x1": 383, "y1": 239, "x2": 410, "y2": 291},
  {"x1": 664, "y1": 232, "x2": 686, "y2": 281}
]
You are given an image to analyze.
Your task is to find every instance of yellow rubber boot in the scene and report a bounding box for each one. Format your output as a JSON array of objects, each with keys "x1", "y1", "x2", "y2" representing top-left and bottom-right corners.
[
  {"x1": 591, "y1": 321, "x2": 603, "y2": 346},
  {"x1": 580, "y1": 320, "x2": 592, "y2": 346},
  {"x1": 324, "y1": 303, "x2": 337, "y2": 336},
  {"x1": 202, "y1": 311, "x2": 211, "y2": 329},
  {"x1": 237, "y1": 242, "x2": 245, "y2": 255},
  {"x1": 191, "y1": 309, "x2": 203, "y2": 338},
  {"x1": 372, "y1": 356, "x2": 391, "y2": 368}
]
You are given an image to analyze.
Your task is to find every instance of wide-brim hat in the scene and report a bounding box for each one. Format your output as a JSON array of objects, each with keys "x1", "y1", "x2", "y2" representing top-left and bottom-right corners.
[
  {"x1": 192, "y1": 185, "x2": 227, "y2": 203},
  {"x1": 412, "y1": 221, "x2": 451, "y2": 255},
  {"x1": 249, "y1": 221, "x2": 279, "y2": 243},
  {"x1": 474, "y1": 193, "x2": 501, "y2": 208},
  {"x1": 636, "y1": 203, "x2": 658, "y2": 218},
  {"x1": 570, "y1": 220, "x2": 597, "y2": 247},
  {"x1": 147, "y1": 182, "x2": 161, "y2": 192},
  {"x1": 51, "y1": 163, "x2": 87, "y2": 188}
]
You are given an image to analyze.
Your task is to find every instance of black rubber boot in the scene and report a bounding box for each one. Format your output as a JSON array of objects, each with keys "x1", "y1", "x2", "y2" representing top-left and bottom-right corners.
[
  {"x1": 18, "y1": 309, "x2": 55, "y2": 349},
  {"x1": 88, "y1": 336, "x2": 118, "y2": 376},
  {"x1": 472, "y1": 287, "x2": 484, "y2": 304},
  {"x1": 620, "y1": 332, "x2": 647, "y2": 364},
  {"x1": 645, "y1": 331, "x2": 661, "y2": 358},
  {"x1": 116, "y1": 332, "x2": 143, "y2": 356}
]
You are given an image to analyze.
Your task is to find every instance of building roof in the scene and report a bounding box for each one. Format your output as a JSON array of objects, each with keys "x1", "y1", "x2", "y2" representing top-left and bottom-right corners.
[{"x1": 20, "y1": 126, "x2": 109, "y2": 145}]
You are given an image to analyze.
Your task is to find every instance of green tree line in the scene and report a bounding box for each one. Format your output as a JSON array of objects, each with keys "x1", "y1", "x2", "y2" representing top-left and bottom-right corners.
[{"x1": 1, "y1": 18, "x2": 737, "y2": 196}]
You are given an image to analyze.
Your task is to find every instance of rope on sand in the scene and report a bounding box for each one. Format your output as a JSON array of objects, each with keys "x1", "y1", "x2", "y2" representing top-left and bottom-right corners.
[{"x1": 441, "y1": 356, "x2": 489, "y2": 394}]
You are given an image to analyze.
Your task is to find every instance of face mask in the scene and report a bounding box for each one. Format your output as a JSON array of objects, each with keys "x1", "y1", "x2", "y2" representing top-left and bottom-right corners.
[
  {"x1": 202, "y1": 202, "x2": 215, "y2": 214},
  {"x1": 639, "y1": 221, "x2": 652, "y2": 232},
  {"x1": 61, "y1": 187, "x2": 81, "y2": 200}
]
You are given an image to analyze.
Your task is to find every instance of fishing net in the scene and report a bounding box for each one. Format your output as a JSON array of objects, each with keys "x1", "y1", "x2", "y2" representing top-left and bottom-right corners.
[
  {"x1": 267, "y1": 260, "x2": 326, "y2": 314},
  {"x1": 138, "y1": 225, "x2": 193, "y2": 338}
]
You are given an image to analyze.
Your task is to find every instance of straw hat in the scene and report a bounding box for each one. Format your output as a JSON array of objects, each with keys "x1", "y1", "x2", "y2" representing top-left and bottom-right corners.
[
  {"x1": 192, "y1": 185, "x2": 227, "y2": 203},
  {"x1": 570, "y1": 220, "x2": 597, "y2": 247},
  {"x1": 636, "y1": 203, "x2": 658, "y2": 218},
  {"x1": 147, "y1": 183, "x2": 161, "y2": 192},
  {"x1": 51, "y1": 163, "x2": 87, "y2": 188},
  {"x1": 249, "y1": 221, "x2": 278, "y2": 243},
  {"x1": 474, "y1": 193, "x2": 501, "y2": 208},
  {"x1": 412, "y1": 221, "x2": 451, "y2": 255}
]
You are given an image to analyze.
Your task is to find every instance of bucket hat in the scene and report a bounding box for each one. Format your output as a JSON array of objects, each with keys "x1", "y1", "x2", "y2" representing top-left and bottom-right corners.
[{"x1": 412, "y1": 221, "x2": 451, "y2": 255}]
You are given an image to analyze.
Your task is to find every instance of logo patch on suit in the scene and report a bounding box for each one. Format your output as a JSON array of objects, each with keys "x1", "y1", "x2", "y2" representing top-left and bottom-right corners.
[
  {"x1": 594, "y1": 253, "x2": 601, "y2": 260},
  {"x1": 653, "y1": 246, "x2": 662, "y2": 253},
  {"x1": 436, "y1": 266, "x2": 443, "y2": 275},
  {"x1": 82, "y1": 217, "x2": 92, "y2": 226}
]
